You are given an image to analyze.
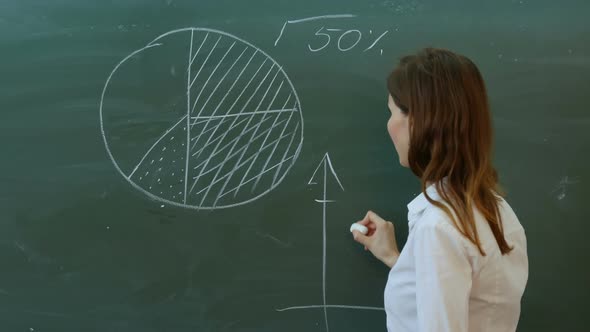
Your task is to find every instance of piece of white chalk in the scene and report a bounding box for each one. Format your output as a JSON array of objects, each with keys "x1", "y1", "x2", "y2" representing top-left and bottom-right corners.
[{"x1": 350, "y1": 223, "x2": 368, "y2": 235}]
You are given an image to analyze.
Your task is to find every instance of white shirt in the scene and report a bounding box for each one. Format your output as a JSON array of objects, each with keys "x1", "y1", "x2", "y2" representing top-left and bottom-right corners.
[{"x1": 384, "y1": 184, "x2": 528, "y2": 332}]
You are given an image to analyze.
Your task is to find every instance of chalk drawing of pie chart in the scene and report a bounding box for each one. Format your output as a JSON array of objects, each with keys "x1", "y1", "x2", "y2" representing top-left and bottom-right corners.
[{"x1": 100, "y1": 28, "x2": 304, "y2": 209}]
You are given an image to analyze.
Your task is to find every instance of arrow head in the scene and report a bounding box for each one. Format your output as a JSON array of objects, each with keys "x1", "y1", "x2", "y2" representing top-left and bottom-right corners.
[{"x1": 308, "y1": 153, "x2": 345, "y2": 191}]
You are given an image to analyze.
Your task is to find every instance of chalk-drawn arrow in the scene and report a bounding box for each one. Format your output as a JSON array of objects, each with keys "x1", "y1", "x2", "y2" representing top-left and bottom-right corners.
[
  {"x1": 308, "y1": 152, "x2": 344, "y2": 332},
  {"x1": 275, "y1": 152, "x2": 383, "y2": 329}
]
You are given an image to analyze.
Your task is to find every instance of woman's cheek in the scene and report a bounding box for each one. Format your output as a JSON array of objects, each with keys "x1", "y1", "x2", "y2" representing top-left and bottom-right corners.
[{"x1": 387, "y1": 118, "x2": 398, "y2": 144}]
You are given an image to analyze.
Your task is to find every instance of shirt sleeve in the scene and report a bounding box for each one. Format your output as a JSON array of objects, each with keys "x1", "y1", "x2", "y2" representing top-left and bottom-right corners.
[{"x1": 413, "y1": 220, "x2": 473, "y2": 332}]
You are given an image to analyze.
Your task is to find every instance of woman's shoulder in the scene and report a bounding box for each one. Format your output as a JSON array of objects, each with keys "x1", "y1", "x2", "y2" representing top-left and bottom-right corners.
[
  {"x1": 413, "y1": 205, "x2": 467, "y2": 243},
  {"x1": 415, "y1": 193, "x2": 525, "y2": 256},
  {"x1": 419, "y1": 189, "x2": 524, "y2": 231},
  {"x1": 495, "y1": 197, "x2": 525, "y2": 234},
  {"x1": 410, "y1": 207, "x2": 474, "y2": 258}
]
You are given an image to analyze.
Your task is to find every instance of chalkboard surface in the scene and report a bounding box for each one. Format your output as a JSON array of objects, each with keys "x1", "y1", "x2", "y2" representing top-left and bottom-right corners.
[{"x1": 1, "y1": 1, "x2": 589, "y2": 331}]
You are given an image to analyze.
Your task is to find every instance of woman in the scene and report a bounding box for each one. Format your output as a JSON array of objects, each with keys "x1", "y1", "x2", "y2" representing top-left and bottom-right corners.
[{"x1": 351, "y1": 48, "x2": 529, "y2": 332}]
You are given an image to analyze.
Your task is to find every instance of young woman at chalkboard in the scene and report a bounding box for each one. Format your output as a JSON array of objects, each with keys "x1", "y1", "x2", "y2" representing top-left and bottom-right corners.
[{"x1": 351, "y1": 48, "x2": 528, "y2": 332}]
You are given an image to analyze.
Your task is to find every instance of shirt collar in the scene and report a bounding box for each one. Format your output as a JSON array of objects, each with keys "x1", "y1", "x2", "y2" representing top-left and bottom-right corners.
[{"x1": 407, "y1": 182, "x2": 441, "y2": 231}]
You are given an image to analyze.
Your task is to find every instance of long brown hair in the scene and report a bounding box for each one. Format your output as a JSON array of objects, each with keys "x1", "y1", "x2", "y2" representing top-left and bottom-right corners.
[{"x1": 387, "y1": 48, "x2": 512, "y2": 255}]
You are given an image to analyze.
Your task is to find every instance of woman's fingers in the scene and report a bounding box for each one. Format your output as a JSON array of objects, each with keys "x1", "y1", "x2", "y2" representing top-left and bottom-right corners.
[
  {"x1": 352, "y1": 210, "x2": 400, "y2": 268},
  {"x1": 359, "y1": 210, "x2": 382, "y2": 226},
  {"x1": 358, "y1": 216, "x2": 371, "y2": 226},
  {"x1": 352, "y1": 230, "x2": 371, "y2": 247}
]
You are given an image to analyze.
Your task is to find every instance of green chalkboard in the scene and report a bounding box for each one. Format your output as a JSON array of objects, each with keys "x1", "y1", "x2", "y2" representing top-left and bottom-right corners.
[{"x1": 1, "y1": 0, "x2": 589, "y2": 331}]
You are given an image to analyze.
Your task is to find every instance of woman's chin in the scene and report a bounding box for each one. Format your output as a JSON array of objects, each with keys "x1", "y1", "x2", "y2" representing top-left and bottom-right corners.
[{"x1": 399, "y1": 158, "x2": 409, "y2": 168}]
